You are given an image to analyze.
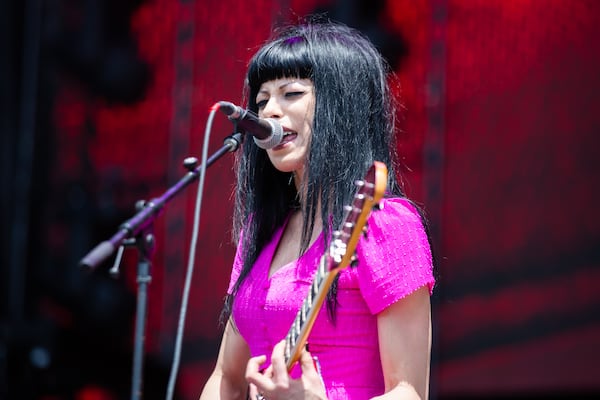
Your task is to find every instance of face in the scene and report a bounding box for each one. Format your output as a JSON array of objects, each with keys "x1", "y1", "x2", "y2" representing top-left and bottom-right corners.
[{"x1": 255, "y1": 78, "x2": 315, "y2": 179}]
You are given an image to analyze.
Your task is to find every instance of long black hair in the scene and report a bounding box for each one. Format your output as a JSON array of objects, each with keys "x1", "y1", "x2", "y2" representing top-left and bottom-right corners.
[{"x1": 221, "y1": 19, "x2": 407, "y2": 324}]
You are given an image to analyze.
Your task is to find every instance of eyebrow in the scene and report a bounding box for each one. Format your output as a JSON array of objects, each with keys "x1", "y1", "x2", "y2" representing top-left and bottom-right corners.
[
  {"x1": 258, "y1": 80, "x2": 301, "y2": 96},
  {"x1": 278, "y1": 81, "x2": 295, "y2": 89}
]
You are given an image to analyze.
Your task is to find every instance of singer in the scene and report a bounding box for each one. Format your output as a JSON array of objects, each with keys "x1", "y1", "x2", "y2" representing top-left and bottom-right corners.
[{"x1": 200, "y1": 19, "x2": 435, "y2": 400}]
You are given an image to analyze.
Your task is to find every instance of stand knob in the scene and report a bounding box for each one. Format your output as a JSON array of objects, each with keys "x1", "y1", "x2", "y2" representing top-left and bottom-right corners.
[{"x1": 183, "y1": 157, "x2": 198, "y2": 170}]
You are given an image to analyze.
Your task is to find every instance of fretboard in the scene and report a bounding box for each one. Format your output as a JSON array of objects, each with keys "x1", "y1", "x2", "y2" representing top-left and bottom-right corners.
[{"x1": 283, "y1": 252, "x2": 337, "y2": 371}]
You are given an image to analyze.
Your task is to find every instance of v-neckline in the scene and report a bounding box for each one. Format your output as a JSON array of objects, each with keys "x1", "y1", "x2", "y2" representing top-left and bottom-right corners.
[{"x1": 266, "y1": 213, "x2": 324, "y2": 280}]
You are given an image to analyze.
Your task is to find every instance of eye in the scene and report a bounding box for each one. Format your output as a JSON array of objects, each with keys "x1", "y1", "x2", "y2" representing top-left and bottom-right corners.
[
  {"x1": 285, "y1": 91, "x2": 303, "y2": 98},
  {"x1": 256, "y1": 99, "x2": 268, "y2": 109}
]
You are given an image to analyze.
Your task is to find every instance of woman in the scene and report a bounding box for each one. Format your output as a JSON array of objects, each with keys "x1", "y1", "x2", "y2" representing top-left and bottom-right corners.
[{"x1": 200, "y1": 20, "x2": 435, "y2": 400}]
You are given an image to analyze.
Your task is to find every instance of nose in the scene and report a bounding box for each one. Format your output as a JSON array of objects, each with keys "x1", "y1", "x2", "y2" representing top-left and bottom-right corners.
[{"x1": 259, "y1": 97, "x2": 282, "y2": 119}]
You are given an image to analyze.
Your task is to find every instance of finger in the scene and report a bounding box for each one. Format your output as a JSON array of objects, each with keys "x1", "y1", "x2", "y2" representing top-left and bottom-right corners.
[
  {"x1": 245, "y1": 355, "x2": 274, "y2": 392},
  {"x1": 247, "y1": 383, "x2": 259, "y2": 398},
  {"x1": 249, "y1": 379, "x2": 270, "y2": 400},
  {"x1": 299, "y1": 348, "x2": 319, "y2": 376},
  {"x1": 246, "y1": 354, "x2": 267, "y2": 376},
  {"x1": 270, "y1": 340, "x2": 289, "y2": 384},
  {"x1": 300, "y1": 350, "x2": 327, "y2": 395},
  {"x1": 263, "y1": 364, "x2": 274, "y2": 379}
]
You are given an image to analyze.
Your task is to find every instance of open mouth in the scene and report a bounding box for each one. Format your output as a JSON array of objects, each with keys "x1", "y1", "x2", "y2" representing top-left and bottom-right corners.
[{"x1": 280, "y1": 131, "x2": 297, "y2": 144}]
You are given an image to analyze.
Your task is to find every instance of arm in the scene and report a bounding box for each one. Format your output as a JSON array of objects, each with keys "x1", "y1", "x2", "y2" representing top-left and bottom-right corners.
[
  {"x1": 200, "y1": 318, "x2": 251, "y2": 400},
  {"x1": 372, "y1": 285, "x2": 432, "y2": 400}
]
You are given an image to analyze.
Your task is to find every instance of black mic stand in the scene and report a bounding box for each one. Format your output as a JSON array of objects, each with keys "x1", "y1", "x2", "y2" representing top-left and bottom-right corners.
[{"x1": 79, "y1": 132, "x2": 243, "y2": 400}]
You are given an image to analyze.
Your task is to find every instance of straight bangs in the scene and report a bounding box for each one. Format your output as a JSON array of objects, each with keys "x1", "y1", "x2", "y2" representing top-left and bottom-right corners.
[{"x1": 246, "y1": 36, "x2": 313, "y2": 111}]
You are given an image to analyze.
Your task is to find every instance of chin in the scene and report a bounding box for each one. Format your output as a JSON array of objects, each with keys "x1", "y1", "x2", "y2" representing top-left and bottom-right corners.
[
  {"x1": 268, "y1": 156, "x2": 304, "y2": 173},
  {"x1": 271, "y1": 162, "x2": 303, "y2": 174}
]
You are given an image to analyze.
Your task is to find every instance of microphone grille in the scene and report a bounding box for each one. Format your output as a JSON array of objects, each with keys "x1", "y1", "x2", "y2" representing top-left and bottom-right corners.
[{"x1": 253, "y1": 119, "x2": 284, "y2": 149}]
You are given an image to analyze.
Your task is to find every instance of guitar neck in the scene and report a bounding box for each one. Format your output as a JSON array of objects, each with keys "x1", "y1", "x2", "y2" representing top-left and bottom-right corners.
[
  {"x1": 283, "y1": 254, "x2": 337, "y2": 371},
  {"x1": 280, "y1": 161, "x2": 388, "y2": 372}
]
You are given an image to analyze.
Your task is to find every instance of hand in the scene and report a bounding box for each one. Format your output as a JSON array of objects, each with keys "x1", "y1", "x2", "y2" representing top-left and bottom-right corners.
[{"x1": 245, "y1": 340, "x2": 328, "y2": 400}]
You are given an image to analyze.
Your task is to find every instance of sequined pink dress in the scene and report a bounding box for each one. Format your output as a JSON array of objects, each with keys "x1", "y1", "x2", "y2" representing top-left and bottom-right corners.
[{"x1": 228, "y1": 197, "x2": 435, "y2": 399}]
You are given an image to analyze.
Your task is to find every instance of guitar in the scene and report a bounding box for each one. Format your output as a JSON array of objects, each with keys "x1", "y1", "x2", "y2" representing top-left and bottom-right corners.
[{"x1": 282, "y1": 161, "x2": 388, "y2": 371}]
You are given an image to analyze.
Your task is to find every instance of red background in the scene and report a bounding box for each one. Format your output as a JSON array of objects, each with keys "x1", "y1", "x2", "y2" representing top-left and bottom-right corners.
[{"x1": 2, "y1": 0, "x2": 599, "y2": 399}]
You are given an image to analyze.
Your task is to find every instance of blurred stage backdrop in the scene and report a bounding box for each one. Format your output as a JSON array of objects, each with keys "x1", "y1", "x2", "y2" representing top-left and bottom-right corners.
[{"x1": 1, "y1": 0, "x2": 599, "y2": 399}]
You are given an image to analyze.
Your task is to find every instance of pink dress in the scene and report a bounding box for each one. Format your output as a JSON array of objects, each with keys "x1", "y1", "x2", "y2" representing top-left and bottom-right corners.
[{"x1": 228, "y1": 197, "x2": 435, "y2": 399}]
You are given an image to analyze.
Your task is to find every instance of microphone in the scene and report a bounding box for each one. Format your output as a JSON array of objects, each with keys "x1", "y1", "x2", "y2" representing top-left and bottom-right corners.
[{"x1": 218, "y1": 101, "x2": 284, "y2": 149}]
